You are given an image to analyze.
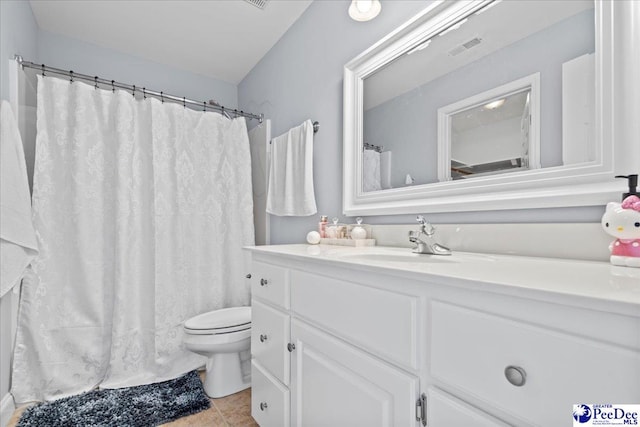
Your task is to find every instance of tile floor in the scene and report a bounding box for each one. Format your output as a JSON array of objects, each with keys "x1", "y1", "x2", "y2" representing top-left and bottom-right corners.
[
  {"x1": 7, "y1": 379, "x2": 258, "y2": 427},
  {"x1": 160, "y1": 387, "x2": 257, "y2": 427}
]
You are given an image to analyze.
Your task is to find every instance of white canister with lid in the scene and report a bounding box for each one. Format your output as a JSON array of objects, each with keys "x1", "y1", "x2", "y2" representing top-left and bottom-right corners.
[{"x1": 350, "y1": 217, "x2": 368, "y2": 240}]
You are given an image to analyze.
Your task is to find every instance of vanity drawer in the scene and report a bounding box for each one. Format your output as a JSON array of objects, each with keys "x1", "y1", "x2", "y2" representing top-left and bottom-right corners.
[
  {"x1": 290, "y1": 269, "x2": 419, "y2": 370},
  {"x1": 431, "y1": 301, "x2": 640, "y2": 426},
  {"x1": 252, "y1": 261, "x2": 289, "y2": 309},
  {"x1": 252, "y1": 360, "x2": 290, "y2": 427},
  {"x1": 251, "y1": 299, "x2": 290, "y2": 385}
]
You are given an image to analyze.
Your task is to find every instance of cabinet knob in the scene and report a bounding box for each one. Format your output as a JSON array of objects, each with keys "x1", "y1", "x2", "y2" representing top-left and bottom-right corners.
[
  {"x1": 287, "y1": 342, "x2": 296, "y2": 352},
  {"x1": 260, "y1": 402, "x2": 268, "y2": 411},
  {"x1": 246, "y1": 274, "x2": 252, "y2": 279},
  {"x1": 504, "y1": 365, "x2": 527, "y2": 387},
  {"x1": 260, "y1": 334, "x2": 268, "y2": 343},
  {"x1": 260, "y1": 278, "x2": 268, "y2": 286}
]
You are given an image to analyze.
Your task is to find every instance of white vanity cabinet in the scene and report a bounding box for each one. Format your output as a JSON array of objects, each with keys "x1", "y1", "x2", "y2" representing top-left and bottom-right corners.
[
  {"x1": 250, "y1": 255, "x2": 424, "y2": 427},
  {"x1": 248, "y1": 245, "x2": 640, "y2": 427}
]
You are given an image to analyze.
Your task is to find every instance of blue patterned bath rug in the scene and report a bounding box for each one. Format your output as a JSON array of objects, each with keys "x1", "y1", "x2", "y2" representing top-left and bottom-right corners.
[{"x1": 17, "y1": 370, "x2": 210, "y2": 427}]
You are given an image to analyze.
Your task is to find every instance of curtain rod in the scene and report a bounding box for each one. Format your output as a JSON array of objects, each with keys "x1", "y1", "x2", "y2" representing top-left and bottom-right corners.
[{"x1": 14, "y1": 55, "x2": 264, "y2": 123}]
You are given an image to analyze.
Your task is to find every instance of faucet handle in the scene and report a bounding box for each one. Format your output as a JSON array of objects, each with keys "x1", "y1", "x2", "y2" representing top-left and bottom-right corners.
[
  {"x1": 424, "y1": 222, "x2": 435, "y2": 236},
  {"x1": 416, "y1": 215, "x2": 436, "y2": 235}
]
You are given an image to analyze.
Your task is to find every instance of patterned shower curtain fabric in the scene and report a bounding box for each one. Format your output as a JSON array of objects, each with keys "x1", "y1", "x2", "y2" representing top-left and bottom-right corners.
[{"x1": 11, "y1": 75, "x2": 255, "y2": 403}]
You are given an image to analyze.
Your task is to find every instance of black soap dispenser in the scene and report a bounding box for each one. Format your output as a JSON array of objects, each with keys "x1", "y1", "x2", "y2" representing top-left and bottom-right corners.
[{"x1": 615, "y1": 174, "x2": 639, "y2": 201}]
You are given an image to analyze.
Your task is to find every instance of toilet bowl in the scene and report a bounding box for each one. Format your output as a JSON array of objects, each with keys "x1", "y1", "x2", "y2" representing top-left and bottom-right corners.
[{"x1": 183, "y1": 306, "x2": 251, "y2": 398}]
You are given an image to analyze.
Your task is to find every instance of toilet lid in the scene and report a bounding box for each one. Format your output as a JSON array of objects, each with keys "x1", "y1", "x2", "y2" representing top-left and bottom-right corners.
[{"x1": 184, "y1": 306, "x2": 251, "y2": 334}]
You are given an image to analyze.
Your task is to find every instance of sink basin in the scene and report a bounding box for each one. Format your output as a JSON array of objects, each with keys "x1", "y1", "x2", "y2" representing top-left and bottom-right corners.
[
  {"x1": 327, "y1": 247, "x2": 495, "y2": 265},
  {"x1": 337, "y1": 252, "x2": 456, "y2": 264}
]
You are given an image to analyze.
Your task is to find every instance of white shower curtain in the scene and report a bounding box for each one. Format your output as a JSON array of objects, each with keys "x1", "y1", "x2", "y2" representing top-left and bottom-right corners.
[{"x1": 11, "y1": 75, "x2": 255, "y2": 403}]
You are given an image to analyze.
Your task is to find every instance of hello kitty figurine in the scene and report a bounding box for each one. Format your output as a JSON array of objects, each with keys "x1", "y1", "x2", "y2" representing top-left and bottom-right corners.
[{"x1": 601, "y1": 195, "x2": 640, "y2": 267}]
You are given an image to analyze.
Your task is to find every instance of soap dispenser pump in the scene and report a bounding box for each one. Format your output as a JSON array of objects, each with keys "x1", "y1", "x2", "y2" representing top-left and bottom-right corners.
[
  {"x1": 601, "y1": 174, "x2": 640, "y2": 268},
  {"x1": 615, "y1": 174, "x2": 639, "y2": 201}
]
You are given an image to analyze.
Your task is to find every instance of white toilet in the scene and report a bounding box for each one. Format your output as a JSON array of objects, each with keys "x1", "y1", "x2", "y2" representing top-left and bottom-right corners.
[{"x1": 183, "y1": 306, "x2": 251, "y2": 398}]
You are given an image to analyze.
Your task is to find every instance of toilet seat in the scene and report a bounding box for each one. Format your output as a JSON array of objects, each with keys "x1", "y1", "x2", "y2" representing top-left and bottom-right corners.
[{"x1": 184, "y1": 306, "x2": 251, "y2": 335}]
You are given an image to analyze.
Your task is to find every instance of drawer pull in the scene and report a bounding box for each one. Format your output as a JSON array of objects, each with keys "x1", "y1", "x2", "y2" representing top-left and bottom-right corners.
[
  {"x1": 246, "y1": 274, "x2": 252, "y2": 279},
  {"x1": 260, "y1": 402, "x2": 268, "y2": 411},
  {"x1": 504, "y1": 365, "x2": 527, "y2": 387},
  {"x1": 260, "y1": 334, "x2": 268, "y2": 343},
  {"x1": 260, "y1": 278, "x2": 268, "y2": 286},
  {"x1": 287, "y1": 342, "x2": 296, "y2": 352}
]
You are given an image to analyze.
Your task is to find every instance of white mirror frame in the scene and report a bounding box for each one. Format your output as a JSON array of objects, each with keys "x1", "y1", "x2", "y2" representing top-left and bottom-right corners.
[
  {"x1": 343, "y1": 0, "x2": 640, "y2": 216},
  {"x1": 437, "y1": 72, "x2": 540, "y2": 182}
]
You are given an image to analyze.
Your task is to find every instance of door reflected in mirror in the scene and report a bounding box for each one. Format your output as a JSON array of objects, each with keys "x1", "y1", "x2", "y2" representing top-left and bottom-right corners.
[
  {"x1": 449, "y1": 90, "x2": 531, "y2": 180},
  {"x1": 437, "y1": 73, "x2": 540, "y2": 181}
]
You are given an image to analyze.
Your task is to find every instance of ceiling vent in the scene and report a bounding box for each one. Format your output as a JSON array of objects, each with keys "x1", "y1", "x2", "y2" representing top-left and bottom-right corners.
[
  {"x1": 244, "y1": 0, "x2": 268, "y2": 10},
  {"x1": 448, "y1": 37, "x2": 483, "y2": 56}
]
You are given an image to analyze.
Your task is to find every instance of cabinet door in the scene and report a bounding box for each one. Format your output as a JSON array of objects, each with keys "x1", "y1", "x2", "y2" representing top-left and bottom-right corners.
[
  {"x1": 428, "y1": 387, "x2": 510, "y2": 427},
  {"x1": 290, "y1": 319, "x2": 419, "y2": 427},
  {"x1": 252, "y1": 299, "x2": 290, "y2": 385}
]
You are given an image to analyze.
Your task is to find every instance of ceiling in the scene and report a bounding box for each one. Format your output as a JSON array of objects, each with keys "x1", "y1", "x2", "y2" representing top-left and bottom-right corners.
[{"x1": 29, "y1": 0, "x2": 313, "y2": 85}]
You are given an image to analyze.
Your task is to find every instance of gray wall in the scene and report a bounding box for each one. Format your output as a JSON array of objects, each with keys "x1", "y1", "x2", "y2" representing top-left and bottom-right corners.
[
  {"x1": 238, "y1": 0, "x2": 428, "y2": 244},
  {"x1": 238, "y1": 0, "x2": 605, "y2": 245},
  {"x1": 37, "y1": 30, "x2": 238, "y2": 108}
]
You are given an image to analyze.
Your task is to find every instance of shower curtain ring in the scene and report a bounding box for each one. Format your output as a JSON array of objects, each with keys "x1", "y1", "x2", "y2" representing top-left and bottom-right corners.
[
  {"x1": 143, "y1": 88, "x2": 146, "y2": 99},
  {"x1": 161, "y1": 92, "x2": 164, "y2": 103},
  {"x1": 111, "y1": 80, "x2": 115, "y2": 93},
  {"x1": 203, "y1": 101, "x2": 206, "y2": 112},
  {"x1": 132, "y1": 85, "x2": 136, "y2": 97},
  {"x1": 183, "y1": 97, "x2": 186, "y2": 108},
  {"x1": 41, "y1": 64, "x2": 45, "y2": 77},
  {"x1": 94, "y1": 76, "x2": 98, "y2": 89},
  {"x1": 69, "y1": 70, "x2": 74, "y2": 83}
]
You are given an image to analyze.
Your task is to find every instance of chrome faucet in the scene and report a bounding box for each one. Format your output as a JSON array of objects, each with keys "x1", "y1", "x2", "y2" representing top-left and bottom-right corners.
[{"x1": 408, "y1": 215, "x2": 451, "y2": 255}]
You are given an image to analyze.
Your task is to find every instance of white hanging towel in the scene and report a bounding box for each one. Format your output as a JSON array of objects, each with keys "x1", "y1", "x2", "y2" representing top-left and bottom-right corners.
[
  {"x1": 266, "y1": 119, "x2": 317, "y2": 216},
  {"x1": 0, "y1": 100, "x2": 38, "y2": 298},
  {"x1": 363, "y1": 149, "x2": 381, "y2": 192}
]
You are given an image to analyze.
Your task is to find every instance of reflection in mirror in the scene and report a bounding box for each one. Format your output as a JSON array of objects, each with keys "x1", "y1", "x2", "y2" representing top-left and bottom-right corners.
[
  {"x1": 449, "y1": 90, "x2": 531, "y2": 180},
  {"x1": 361, "y1": 0, "x2": 594, "y2": 192},
  {"x1": 450, "y1": 90, "x2": 531, "y2": 179},
  {"x1": 437, "y1": 73, "x2": 539, "y2": 181}
]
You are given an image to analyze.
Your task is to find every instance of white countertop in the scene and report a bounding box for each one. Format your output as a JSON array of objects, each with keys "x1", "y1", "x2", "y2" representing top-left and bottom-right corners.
[{"x1": 247, "y1": 244, "x2": 640, "y2": 313}]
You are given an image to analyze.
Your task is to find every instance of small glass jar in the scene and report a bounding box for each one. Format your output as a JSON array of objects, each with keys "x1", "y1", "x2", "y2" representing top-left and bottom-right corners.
[{"x1": 325, "y1": 217, "x2": 348, "y2": 239}]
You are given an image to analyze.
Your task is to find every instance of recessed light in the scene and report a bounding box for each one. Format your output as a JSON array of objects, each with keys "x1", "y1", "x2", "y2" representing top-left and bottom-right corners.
[
  {"x1": 348, "y1": 0, "x2": 382, "y2": 22},
  {"x1": 484, "y1": 99, "x2": 506, "y2": 110}
]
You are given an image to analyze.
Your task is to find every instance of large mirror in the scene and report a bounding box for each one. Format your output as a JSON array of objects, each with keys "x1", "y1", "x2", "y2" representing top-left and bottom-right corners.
[{"x1": 343, "y1": 0, "x2": 639, "y2": 216}]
